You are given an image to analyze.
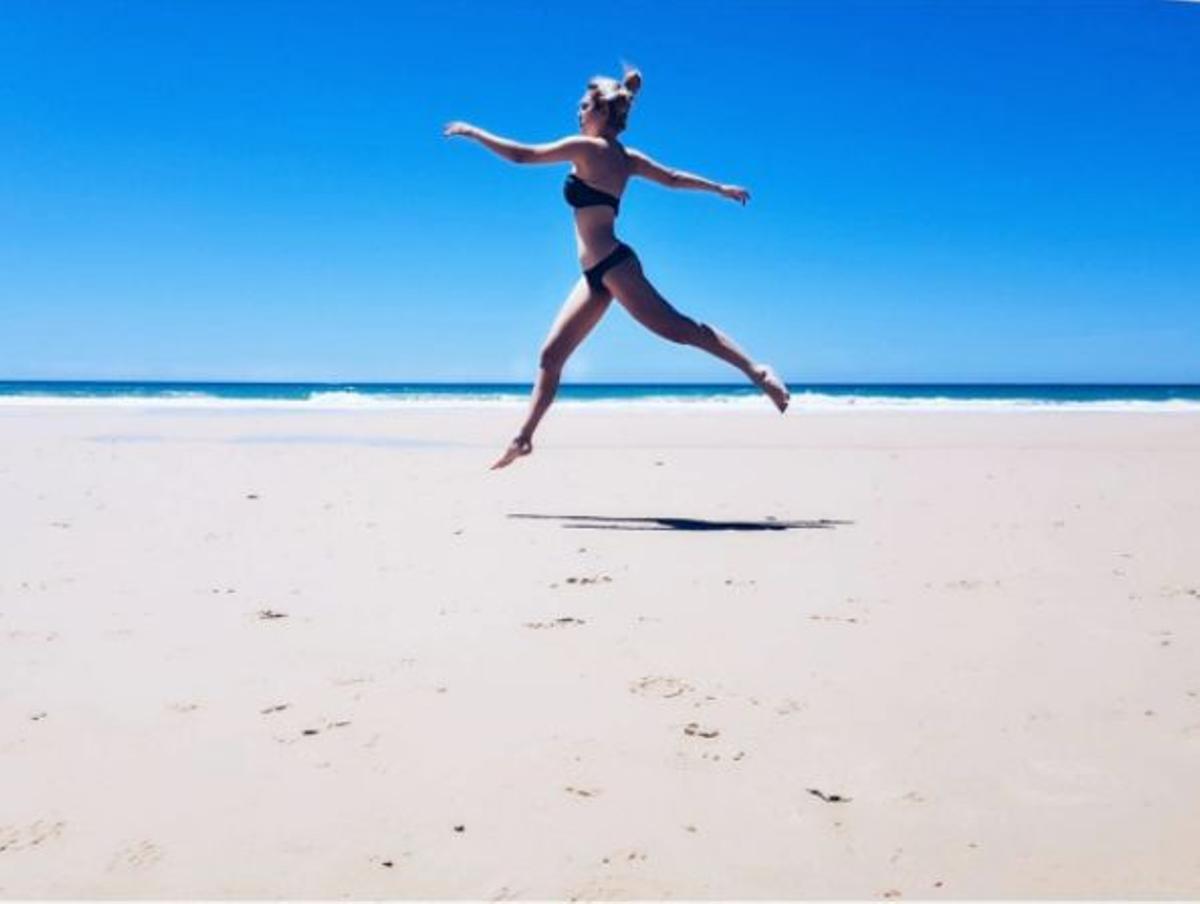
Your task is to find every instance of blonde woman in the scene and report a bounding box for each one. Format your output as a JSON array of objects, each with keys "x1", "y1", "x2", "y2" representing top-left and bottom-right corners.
[{"x1": 444, "y1": 67, "x2": 790, "y2": 470}]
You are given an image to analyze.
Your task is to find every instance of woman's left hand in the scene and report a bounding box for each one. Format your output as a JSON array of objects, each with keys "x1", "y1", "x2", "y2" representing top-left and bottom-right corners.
[{"x1": 719, "y1": 184, "x2": 751, "y2": 205}]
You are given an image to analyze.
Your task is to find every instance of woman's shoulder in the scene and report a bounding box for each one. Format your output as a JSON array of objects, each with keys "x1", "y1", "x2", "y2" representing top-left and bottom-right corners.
[{"x1": 603, "y1": 139, "x2": 643, "y2": 176}]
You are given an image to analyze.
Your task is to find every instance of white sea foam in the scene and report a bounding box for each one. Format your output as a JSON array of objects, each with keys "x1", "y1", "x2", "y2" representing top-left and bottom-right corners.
[{"x1": 2, "y1": 389, "x2": 1199, "y2": 413}]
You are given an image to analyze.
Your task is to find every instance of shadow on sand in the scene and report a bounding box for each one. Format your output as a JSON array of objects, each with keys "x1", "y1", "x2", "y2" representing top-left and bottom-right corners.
[{"x1": 508, "y1": 513, "x2": 852, "y2": 532}]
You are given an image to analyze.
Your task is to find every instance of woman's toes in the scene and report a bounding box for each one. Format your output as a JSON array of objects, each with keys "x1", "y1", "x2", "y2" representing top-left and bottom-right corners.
[{"x1": 755, "y1": 366, "x2": 790, "y2": 413}]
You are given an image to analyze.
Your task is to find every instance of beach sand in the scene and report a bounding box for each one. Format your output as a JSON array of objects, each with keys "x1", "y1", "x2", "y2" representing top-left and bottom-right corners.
[{"x1": 1, "y1": 404, "x2": 1198, "y2": 898}]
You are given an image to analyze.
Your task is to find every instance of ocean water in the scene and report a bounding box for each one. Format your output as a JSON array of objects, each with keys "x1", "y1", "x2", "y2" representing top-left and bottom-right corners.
[{"x1": 1, "y1": 381, "x2": 1199, "y2": 411}]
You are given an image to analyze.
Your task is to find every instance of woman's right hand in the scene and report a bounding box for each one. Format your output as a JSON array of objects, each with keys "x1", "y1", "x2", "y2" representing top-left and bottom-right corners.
[{"x1": 443, "y1": 121, "x2": 478, "y2": 139}]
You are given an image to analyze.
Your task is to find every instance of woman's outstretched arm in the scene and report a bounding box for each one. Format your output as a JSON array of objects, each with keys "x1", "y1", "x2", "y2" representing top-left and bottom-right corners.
[
  {"x1": 443, "y1": 121, "x2": 595, "y2": 165},
  {"x1": 628, "y1": 147, "x2": 751, "y2": 205}
]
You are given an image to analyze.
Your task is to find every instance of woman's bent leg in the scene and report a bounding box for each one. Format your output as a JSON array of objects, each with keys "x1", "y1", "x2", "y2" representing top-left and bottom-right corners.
[{"x1": 602, "y1": 258, "x2": 790, "y2": 412}]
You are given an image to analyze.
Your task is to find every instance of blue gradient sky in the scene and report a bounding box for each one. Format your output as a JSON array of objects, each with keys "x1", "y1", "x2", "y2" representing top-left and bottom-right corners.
[{"x1": 3, "y1": 1, "x2": 1197, "y2": 383}]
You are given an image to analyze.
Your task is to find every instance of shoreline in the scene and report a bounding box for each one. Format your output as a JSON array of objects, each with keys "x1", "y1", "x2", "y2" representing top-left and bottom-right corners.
[{"x1": 4, "y1": 397, "x2": 1200, "y2": 414}]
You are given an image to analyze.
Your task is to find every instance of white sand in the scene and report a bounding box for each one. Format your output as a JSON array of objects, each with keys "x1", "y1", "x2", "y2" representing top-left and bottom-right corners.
[{"x1": 1, "y1": 404, "x2": 1198, "y2": 898}]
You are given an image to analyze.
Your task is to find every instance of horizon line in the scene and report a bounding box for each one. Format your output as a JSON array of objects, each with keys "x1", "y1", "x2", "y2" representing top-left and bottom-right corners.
[{"x1": 3, "y1": 378, "x2": 1200, "y2": 388}]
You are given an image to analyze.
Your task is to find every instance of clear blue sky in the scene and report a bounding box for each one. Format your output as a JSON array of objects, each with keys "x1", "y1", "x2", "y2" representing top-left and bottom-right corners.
[{"x1": 2, "y1": 0, "x2": 1197, "y2": 383}]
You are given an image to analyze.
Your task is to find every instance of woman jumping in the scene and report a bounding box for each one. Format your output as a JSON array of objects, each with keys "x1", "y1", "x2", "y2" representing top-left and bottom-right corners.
[{"x1": 443, "y1": 66, "x2": 791, "y2": 470}]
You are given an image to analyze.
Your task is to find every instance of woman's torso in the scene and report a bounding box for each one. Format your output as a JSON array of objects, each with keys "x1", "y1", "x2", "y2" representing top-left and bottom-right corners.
[{"x1": 567, "y1": 140, "x2": 633, "y2": 269}]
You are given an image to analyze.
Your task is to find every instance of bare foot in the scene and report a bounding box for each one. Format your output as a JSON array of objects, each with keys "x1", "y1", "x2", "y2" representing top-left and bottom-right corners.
[
  {"x1": 752, "y1": 365, "x2": 790, "y2": 413},
  {"x1": 490, "y1": 436, "x2": 533, "y2": 470}
]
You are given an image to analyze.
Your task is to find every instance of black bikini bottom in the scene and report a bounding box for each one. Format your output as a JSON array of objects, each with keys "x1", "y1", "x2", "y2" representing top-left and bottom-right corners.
[{"x1": 583, "y1": 242, "x2": 637, "y2": 292}]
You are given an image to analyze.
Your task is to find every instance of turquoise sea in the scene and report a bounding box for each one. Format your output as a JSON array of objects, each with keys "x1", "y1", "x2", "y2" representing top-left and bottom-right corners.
[{"x1": 1, "y1": 381, "x2": 1199, "y2": 410}]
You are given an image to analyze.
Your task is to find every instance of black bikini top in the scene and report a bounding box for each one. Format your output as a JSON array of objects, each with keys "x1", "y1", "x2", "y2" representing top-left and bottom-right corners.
[{"x1": 563, "y1": 173, "x2": 620, "y2": 215}]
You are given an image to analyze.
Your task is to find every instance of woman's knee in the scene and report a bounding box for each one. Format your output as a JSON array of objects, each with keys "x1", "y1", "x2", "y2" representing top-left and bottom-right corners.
[{"x1": 539, "y1": 342, "x2": 567, "y2": 371}]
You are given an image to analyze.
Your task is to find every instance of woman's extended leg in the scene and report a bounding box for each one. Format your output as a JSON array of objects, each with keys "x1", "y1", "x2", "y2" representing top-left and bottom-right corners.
[
  {"x1": 602, "y1": 256, "x2": 790, "y2": 412},
  {"x1": 491, "y1": 277, "x2": 613, "y2": 469}
]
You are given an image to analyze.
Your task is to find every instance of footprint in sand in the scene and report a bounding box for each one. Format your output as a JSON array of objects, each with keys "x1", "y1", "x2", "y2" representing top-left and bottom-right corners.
[
  {"x1": 108, "y1": 840, "x2": 163, "y2": 871},
  {"x1": 564, "y1": 785, "x2": 602, "y2": 798},
  {"x1": 7, "y1": 630, "x2": 59, "y2": 642},
  {"x1": 630, "y1": 676, "x2": 694, "y2": 699},
  {"x1": 1161, "y1": 585, "x2": 1200, "y2": 600},
  {"x1": 525, "y1": 617, "x2": 587, "y2": 629},
  {"x1": 332, "y1": 675, "x2": 375, "y2": 686},
  {"x1": 556, "y1": 574, "x2": 613, "y2": 587},
  {"x1": 599, "y1": 848, "x2": 648, "y2": 865},
  {"x1": 944, "y1": 579, "x2": 984, "y2": 590},
  {"x1": 774, "y1": 697, "x2": 806, "y2": 716},
  {"x1": 0, "y1": 820, "x2": 66, "y2": 853},
  {"x1": 697, "y1": 748, "x2": 745, "y2": 762}
]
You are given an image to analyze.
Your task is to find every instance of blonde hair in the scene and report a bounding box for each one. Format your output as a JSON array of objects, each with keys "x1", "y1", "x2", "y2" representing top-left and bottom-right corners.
[{"x1": 587, "y1": 64, "x2": 642, "y2": 134}]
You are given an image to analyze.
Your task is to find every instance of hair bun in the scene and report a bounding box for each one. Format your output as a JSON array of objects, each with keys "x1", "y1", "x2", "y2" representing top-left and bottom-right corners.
[{"x1": 622, "y1": 68, "x2": 642, "y2": 96}]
